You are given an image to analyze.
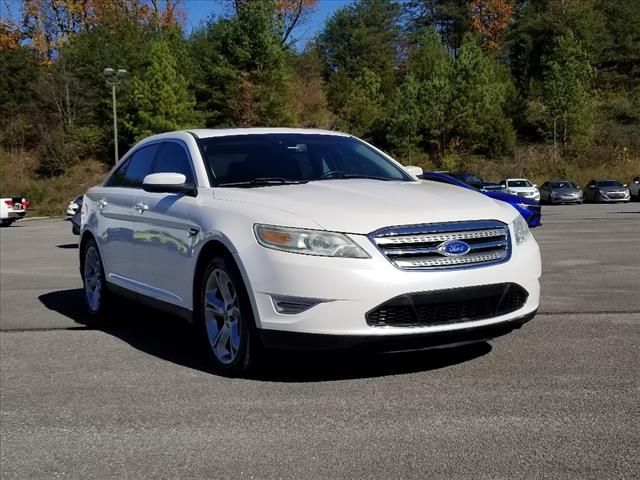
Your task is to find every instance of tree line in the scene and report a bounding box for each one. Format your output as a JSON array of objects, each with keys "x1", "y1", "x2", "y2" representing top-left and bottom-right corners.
[{"x1": 1, "y1": 0, "x2": 638, "y2": 178}]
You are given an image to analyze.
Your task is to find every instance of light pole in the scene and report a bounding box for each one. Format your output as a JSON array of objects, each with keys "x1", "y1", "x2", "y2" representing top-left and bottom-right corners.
[{"x1": 103, "y1": 68, "x2": 128, "y2": 163}]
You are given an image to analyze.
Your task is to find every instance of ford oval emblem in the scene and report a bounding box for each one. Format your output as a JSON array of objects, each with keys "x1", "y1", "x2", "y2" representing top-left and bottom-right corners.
[{"x1": 438, "y1": 240, "x2": 471, "y2": 256}]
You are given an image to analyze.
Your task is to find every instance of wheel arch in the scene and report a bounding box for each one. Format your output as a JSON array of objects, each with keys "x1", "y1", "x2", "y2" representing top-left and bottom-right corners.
[{"x1": 192, "y1": 238, "x2": 261, "y2": 328}]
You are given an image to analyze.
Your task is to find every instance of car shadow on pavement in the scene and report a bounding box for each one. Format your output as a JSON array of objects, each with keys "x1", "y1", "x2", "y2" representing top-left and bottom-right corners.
[
  {"x1": 39, "y1": 288, "x2": 491, "y2": 382},
  {"x1": 57, "y1": 243, "x2": 79, "y2": 249}
]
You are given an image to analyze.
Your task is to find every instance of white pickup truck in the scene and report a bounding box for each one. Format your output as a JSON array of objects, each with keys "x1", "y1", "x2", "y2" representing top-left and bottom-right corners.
[{"x1": 1, "y1": 197, "x2": 28, "y2": 227}]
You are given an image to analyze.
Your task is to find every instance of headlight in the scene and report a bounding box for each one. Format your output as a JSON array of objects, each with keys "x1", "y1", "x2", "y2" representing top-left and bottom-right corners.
[
  {"x1": 512, "y1": 216, "x2": 531, "y2": 245},
  {"x1": 254, "y1": 224, "x2": 370, "y2": 258}
]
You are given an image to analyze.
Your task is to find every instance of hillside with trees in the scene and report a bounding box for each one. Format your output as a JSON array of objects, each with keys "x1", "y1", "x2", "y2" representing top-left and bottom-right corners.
[{"x1": 1, "y1": 0, "x2": 639, "y2": 214}]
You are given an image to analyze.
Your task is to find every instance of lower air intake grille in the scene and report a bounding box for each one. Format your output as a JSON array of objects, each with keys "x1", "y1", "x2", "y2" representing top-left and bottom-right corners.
[{"x1": 366, "y1": 283, "x2": 528, "y2": 327}]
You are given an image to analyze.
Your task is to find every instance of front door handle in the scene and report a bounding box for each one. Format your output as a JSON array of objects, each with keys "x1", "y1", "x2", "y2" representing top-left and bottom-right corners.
[
  {"x1": 134, "y1": 202, "x2": 149, "y2": 213},
  {"x1": 97, "y1": 199, "x2": 108, "y2": 210}
]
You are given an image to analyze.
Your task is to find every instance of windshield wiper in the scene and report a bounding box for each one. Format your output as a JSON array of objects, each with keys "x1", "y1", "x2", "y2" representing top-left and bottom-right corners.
[
  {"x1": 316, "y1": 173, "x2": 395, "y2": 181},
  {"x1": 218, "y1": 177, "x2": 309, "y2": 188}
]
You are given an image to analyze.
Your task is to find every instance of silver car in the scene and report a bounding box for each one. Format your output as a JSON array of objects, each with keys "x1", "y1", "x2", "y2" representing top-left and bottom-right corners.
[
  {"x1": 539, "y1": 180, "x2": 583, "y2": 204},
  {"x1": 583, "y1": 179, "x2": 631, "y2": 203}
]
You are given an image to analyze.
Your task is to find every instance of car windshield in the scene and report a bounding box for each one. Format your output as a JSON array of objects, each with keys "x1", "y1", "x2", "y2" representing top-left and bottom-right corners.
[
  {"x1": 550, "y1": 182, "x2": 576, "y2": 189},
  {"x1": 597, "y1": 180, "x2": 622, "y2": 187},
  {"x1": 507, "y1": 180, "x2": 532, "y2": 188},
  {"x1": 197, "y1": 134, "x2": 412, "y2": 186}
]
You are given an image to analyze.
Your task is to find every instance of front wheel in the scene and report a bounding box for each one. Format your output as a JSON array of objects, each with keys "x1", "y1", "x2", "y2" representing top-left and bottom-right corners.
[{"x1": 198, "y1": 256, "x2": 262, "y2": 376}]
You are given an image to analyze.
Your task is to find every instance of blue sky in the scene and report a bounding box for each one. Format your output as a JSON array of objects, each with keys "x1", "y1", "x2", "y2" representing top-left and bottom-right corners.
[{"x1": 182, "y1": 0, "x2": 352, "y2": 47}]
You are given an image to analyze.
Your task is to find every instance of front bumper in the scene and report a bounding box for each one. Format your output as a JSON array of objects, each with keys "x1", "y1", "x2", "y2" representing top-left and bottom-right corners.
[
  {"x1": 237, "y1": 229, "x2": 541, "y2": 338},
  {"x1": 259, "y1": 309, "x2": 537, "y2": 351},
  {"x1": 599, "y1": 192, "x2": 631, "y2": 202},
  {"x1": 551, "y1": 194, "x2": 582, "y2": 203}
]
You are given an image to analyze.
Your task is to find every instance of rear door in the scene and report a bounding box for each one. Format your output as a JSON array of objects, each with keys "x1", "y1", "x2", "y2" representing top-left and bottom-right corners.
[
  {"x1": 132, "y1": 140, "x2": 199, "y2": 308},
  {"x1": 94, "y1": 144, "x2": 158, "y2": 288}
]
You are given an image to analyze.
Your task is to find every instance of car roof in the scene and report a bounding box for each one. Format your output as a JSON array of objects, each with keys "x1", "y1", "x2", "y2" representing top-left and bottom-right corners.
[{"x1": 188, "y1": 128, "x2": 350, "y2": 139}]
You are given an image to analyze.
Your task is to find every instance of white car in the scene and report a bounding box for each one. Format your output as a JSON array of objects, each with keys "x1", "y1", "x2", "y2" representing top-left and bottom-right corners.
[
  {"x1": 500, "y1": 178, "x2": 540, "y2": 202},
  {"x1": 80, "y1": 129, "x2": 541, "y2": 375},
  {"x1": 1, "y1": 197, "x2": 27, "y2": 227},
  {"x1": 67, "y1": 195, "x2": 83, "y2": 217}
]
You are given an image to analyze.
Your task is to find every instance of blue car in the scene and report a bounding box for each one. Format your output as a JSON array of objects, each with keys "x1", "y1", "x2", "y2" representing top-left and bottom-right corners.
[{"x1": 421, "y1": 171, "x2": 542, "y2": 228}]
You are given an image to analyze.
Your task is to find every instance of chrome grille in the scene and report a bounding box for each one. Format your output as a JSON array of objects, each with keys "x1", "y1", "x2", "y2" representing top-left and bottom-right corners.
[{"x1": 370, "y1": 220, "x2": 511, "y2": 270}]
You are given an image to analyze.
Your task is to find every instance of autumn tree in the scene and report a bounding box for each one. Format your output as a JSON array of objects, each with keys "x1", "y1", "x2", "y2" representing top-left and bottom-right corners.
[
  {"x1": 469, "y1": 0, "x2": 514, "y2": 49},
  {"x1": 20, "y1": 0, "x2": 185, "y2": 60}
]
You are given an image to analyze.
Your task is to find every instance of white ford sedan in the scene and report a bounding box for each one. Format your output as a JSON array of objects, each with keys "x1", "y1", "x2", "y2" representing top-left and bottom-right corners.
[{"x1": 80, "y1": 128, "x2": 541, "y2": 375}]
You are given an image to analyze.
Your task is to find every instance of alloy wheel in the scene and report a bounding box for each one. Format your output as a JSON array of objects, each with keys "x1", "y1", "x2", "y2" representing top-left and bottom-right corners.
[
  {"x1": 203, "y1": 268, "x2": 242, "y2": 365},
  {"x1": 83, "y1": 246, "x2": 103, "y2": 313}
]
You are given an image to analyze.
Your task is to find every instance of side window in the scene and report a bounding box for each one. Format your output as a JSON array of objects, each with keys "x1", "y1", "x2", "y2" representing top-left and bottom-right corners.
[
  {"x1": 122, "y1": 144, "x2": 159, "y2": 188},
  {"x1": 107, "y1": 158, "x2": 131, "y2": 187},
  {"x1": 153, "y1": 142, "x2": 195, "y2": 184}
]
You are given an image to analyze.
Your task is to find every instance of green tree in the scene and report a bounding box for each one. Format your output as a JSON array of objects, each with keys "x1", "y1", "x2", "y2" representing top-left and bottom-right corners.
[
  {"x1": 542, "y1": 30, "x2": 593, "y2": 158},
  {"x1": 317, "y1": 0, "x2": 400, "y2": 141},
  {"x1": 190, "y1": 1, "x2": 293, "y2": 127},
  {"x1": 125, "y1": 40, "x2": 198, "y2": 141},
  {"x1": 404, "y1": 0, "x2": 472, "y2": 55},
  {"x1": 406, "y1": 29, "x2": 454, "y2": 158}
]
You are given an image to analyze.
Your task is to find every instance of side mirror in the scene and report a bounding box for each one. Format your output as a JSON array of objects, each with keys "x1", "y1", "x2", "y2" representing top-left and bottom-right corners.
[
  {"x1": 533, "y1": 184, "x2": 538, "y2": 188},
  {"x1": 623, "y1": 183, "x2": 628, "y2": 187},
  {"x1": 142, "y1": 173, "x2": 196, "y2": 196},
  {"x1": 404, "y1": 165, "x2": 423, "y2": 178}
]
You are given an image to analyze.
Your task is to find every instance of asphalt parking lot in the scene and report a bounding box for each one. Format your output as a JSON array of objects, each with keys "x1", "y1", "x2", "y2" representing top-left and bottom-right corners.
[{"x1": 1, "y1": 204, "x2": 639, "y2": 479}]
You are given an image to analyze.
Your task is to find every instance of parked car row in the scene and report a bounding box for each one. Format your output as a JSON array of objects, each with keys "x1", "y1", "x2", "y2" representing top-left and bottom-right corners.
[
  {"x1": 420, "y1": 172, "x2": 542, "y2": 228},
  {"x1": 540, "y1": 178, "x2": 637, "y2": 204}
]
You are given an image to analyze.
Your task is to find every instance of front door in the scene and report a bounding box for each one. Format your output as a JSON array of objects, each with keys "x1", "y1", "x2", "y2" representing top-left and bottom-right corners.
[{"x1": 132, "y1": 141, "x2": 200, "y2": 309}]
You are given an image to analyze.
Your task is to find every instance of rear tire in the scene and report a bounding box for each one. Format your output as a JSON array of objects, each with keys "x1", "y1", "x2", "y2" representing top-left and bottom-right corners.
[
  {"x1": 81, "y1": 238, "x2": 113, "y2": 320},
  {"x1": 197, "y1": 255, "x2": 263, "y2": 376},
  {"x1": 1, "y1": 219, "x2": 14, "y2": 227}
]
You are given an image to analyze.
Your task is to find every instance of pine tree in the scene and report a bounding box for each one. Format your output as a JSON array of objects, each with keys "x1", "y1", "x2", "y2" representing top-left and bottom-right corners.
[
  {"x1": 450, "y1": 34, "x2": 515, "y2": 155},
  {"x1": 543, "y1": 30, "x2": 593, "y2": 158},
  {"x1": 126, "y1": 40, "x2": 197, "y2": 141}
]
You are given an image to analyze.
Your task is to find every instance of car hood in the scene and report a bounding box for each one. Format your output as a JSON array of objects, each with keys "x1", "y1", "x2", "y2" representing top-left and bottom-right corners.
[
  {"x1": 598, "y1": 186, "x2": 627, "y2": 192},
  {"x1": 551, "y1": 188, "x2": 582, "y2": 194},
  {"x1": 485, "y1": 190, "x2": 537, "y2": 205},
  {"x1": 506, "y1": 186, "x2": 537, "y2": 193},
  {"x1": 213, "y1": 180, "x2": 517, "y2": 234}
]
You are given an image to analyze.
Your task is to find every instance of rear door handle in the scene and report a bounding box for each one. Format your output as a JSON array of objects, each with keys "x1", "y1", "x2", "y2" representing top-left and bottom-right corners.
[{"x1": 134, "y1": 202, "x2": 149, "y2": 213}]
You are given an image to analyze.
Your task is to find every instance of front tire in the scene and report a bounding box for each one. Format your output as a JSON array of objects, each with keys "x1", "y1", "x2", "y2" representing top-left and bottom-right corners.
[{"x1": 198, "y1": 255, "x2": 262, "y2": 376}]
